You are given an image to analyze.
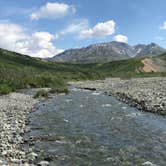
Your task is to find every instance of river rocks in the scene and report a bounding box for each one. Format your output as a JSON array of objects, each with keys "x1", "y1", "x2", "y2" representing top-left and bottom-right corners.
[
  {"x1": 27, "y1": 152, "x2": 38, "y2": 161},
  {"x1": 0, "y1": 160, "x2": 3, "y2": 164},
  {"x1": 142, "y1": 161, "x2": 157, "y2": 166},
  {"x1": 0, "y1": 92, "x2": 38, "y2": 165},
  {"x1": 71, "y1": 77, "x2": 166, "y2": 115},
  {"x1": 37, "y1": 161, "x2": 50, "y2": 166}
]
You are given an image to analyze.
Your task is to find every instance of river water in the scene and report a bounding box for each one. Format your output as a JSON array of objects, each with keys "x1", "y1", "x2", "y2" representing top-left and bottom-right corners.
[{"x1": 27, "y1": 87, "x2": 166, "y2": 166}]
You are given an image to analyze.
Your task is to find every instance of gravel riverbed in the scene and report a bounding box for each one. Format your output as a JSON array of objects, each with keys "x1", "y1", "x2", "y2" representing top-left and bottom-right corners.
[
  {"x1": 0, "y1": 78, "x2": 166, "y2": 165},
  {"x1": 0, "y1": 92, "x2": 38, "y2": 165},
  {"x1": 71, "y1": 77, "x2": 166, "y2": 115}
]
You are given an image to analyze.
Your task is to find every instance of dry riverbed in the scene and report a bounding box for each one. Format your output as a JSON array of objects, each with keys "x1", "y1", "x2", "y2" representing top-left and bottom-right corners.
[{"x1": 71, "y1": 77, "x2": 166, "y2": 115}]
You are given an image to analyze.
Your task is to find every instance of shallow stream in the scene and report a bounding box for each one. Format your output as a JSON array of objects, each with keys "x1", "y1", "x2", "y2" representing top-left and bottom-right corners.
[{"x1": 27, "y1": 87, "x2": 166, "y2": 165}]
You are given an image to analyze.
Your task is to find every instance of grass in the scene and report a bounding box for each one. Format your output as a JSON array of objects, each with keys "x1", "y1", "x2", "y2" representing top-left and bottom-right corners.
[
  {"x1": 158, "y1": 52, "x2": 166, "y2": 60},
  {"x1": 0, "y1": 48, "x2": 165, "y2": 94},
  {"x1": 33, "y1": 90, "x2": 49, "y2": 98},
  {"x1": 0, "y1": 84, "x2": 13, "y2": 94},
  {"x1": 34, "y1": 87, "x2": 69, "y2": 99},
  {"x1": 0, "y1": 48, "x2": 103, "y2": 94},
  {"x1": 49, "y1": 86, "x2": 69, "y2": 94}
]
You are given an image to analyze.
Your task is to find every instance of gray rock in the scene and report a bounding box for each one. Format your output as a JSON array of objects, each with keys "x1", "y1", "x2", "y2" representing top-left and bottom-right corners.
[
  {"x1": 0, "y1": 92, "x2": 38, "y2": 164},
  {"x1": 71, "y1": 77, "x2": 166, "y2": 115},
  {"x1": 38, "y1": 161, "x2": 50, "y2": 166},
  {"x1": 142, "y1": 161, "x2": 157, "y2": 166}
]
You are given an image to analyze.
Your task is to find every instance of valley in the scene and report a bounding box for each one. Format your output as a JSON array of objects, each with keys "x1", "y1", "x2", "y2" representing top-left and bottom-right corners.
[
  {"x1": 0, "y1": 46, "x2": 166, "y2": 165},
  {"x1": 0, "y1": 47, "x2": 166, "y2": 95},
  {"x1": 1, "y1": 0, "x2": 166, "y2": 165}
]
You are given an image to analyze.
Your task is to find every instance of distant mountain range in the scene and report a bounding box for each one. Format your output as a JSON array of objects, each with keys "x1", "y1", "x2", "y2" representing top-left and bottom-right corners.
[{"x1": 49, "y1": 41, "x2": 165, "y2": 63}]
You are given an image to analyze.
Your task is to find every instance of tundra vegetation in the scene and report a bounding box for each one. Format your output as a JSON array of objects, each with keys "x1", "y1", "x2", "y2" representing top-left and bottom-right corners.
[{"x1": 0, "y1": 48, "x2": 166, "y2": 94}]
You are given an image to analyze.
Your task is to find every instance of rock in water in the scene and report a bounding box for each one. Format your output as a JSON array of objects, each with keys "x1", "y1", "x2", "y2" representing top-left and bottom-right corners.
[{"x1": 38, "y1": 161, "x2": 50, "y2": 166}]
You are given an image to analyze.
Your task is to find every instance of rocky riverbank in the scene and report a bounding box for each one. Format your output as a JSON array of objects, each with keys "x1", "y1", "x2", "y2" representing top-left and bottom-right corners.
[
  {"x1": 71, "y1": 77, "x2": 166, "y2": 115},
  {"x1": 0, "y1": 92, "x2": 39, "y2": 165}
]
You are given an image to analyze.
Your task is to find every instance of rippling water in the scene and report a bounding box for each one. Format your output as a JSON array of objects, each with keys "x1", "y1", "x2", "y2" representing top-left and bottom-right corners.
[{"x1": 27, "y1": 87, "x2": 166, "y2": 165}]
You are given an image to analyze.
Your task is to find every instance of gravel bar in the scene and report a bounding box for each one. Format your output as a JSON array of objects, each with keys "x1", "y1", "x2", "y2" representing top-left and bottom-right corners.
[
  {"x1": 0, "y1": 92, "x2": 38, "y2": 165},
  {"x1": 71, "y1": 77, "x2": 166, "y2": 115}
]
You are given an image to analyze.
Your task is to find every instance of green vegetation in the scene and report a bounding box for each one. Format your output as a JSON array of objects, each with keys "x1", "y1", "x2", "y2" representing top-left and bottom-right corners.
[
  {"x1": 33, "y1": 89, "x2": 49, "y2": 98},
  {"x1": 49, "y1": 86, "x2": 69, "y2": 94},
  {"x1": 94, "y1": 58, "x2": 144, "y2": 78},
  {"x1": 0, "y1": 48, "x2": 166, "y2": 94},
  {"x1": 94, "y1": 58, "x2": 166, "y2": 78},
  {"x1": 158, "y1": 52, "x2": 166, "y2": 61},
  {"x1": 34, "y1": 87, "x2": 69, "y2": 99},
  {"x1": 0, "y1": 84, "x2": 13, "y2": 94},
  {"x1": 0, "y1": 48, "x2": 103, "y2": 94}
]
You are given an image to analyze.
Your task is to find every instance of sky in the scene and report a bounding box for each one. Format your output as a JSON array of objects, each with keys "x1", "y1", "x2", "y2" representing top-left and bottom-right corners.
[{"x1": 1, "y1": 0, "x2": 166, "y2": 58}]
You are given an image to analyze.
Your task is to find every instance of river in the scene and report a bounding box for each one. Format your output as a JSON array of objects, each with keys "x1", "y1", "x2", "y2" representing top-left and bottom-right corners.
[{"x1": 26, "y1": 87, "x2": 166, "y2": 166}]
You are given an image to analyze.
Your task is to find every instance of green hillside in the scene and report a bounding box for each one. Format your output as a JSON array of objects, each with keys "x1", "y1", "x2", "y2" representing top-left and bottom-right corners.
[
  {"x1": 92, "y1": 58, "x2": 166, "y2": 78},
  {"x1": 158, "y1": 52, "x2": 166, "y2": 61},
  {"x1": 0, "y1": 48, "x2": 103, "y2": 94},
  {"x1": 0, "y1": 48, "x2": 165, "y2": 94}
]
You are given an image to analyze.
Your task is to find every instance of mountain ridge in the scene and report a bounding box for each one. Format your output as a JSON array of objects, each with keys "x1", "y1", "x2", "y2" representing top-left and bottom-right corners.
[{"x1": 49, "y1": 41, "x2": 165, "y2": 63}]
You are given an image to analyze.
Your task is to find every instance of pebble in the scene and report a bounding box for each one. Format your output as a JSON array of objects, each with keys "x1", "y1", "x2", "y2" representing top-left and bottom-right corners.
[
  {"x1": 28, "y1": 152, "x2": 38, "y2": 159},
  {"x1": 71, "y1": 77, "x2": 166, "y2": 115},
  {"x1": 0, "y1": 92, "x2": 38, "y2": 165},
  {"x1": 142, "y1": 161, "x2": 157, "y2": 166},
  {"x1": 38, "y1": 161, "x2": 50, "y2": 166}
]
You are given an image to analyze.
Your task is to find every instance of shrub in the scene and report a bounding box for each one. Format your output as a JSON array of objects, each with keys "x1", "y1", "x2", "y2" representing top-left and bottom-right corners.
[
  {"x1": 0, "y1": 84, "x2": 13, "y2": 94},
  {"x1": 33, "y1": 90, "x2": 49, "y2": 98},
  {"x1": 49, "y1": 86, "x2": 69, "y2": 94}
]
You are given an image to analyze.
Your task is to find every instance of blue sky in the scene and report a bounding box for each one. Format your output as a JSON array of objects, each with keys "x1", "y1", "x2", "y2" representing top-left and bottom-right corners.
[{"x1": 0, "y1": 0, "x2": 166, "y2": 57}]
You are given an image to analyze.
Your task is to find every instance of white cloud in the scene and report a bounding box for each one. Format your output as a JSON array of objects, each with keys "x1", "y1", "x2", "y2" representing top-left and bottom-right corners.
[
  {"x1": 0, "y1": 22, "x2": 63, "y2": 58},
  {"x1": 113, "y1": 34, "x2": 128, "y2": 43},
  {"x1": 160, "y1": 21, "x2": 166, "y2": 30},
  {"x1": 80, "y1": 20, "x2": 116, "y2": 38},
  {"x1": 60, "y1": 19, "x2": 89, "y2": 35},
  {"x1": 20, "y1": 31, "x2": 63, "y2": 58},
  {"x1": 30, "y1": 2, "x2": 76, "y2": 20},
  {"x1": 0, "y1": 23, "x2": 27, "y2": 51}
]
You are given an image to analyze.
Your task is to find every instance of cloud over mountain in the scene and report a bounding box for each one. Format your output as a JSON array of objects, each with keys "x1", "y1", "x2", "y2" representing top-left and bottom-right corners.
[
  {"x1": 113, "y1": 34, "x2": 128, "y2": 43},
  {"x1": 80, "y1": 20, "x2": 116, "y2": 38}
]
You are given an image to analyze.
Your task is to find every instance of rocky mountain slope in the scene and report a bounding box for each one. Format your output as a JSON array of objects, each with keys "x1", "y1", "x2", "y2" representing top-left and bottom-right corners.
[
  {"x1": 49, "y1": 42, "x2": 165, "y2": 63},
  {"x1": 134, "y1": 43, "x2": 165, "y2": 57}
]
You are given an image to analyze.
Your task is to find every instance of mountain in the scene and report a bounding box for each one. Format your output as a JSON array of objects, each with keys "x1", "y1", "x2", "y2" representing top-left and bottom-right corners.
[
  {"x1": 134, "y1": 43, "x2": 165, "y2": 57},
  {"x1": 49, "y1": 41, "x2": 133, "y2": 63},
  {"x1": 0, "y1": 47, "x2": 166, "y2": 94},
  {"x1": 49, "y1": 42, "x2": 165, "y2": 63}
]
